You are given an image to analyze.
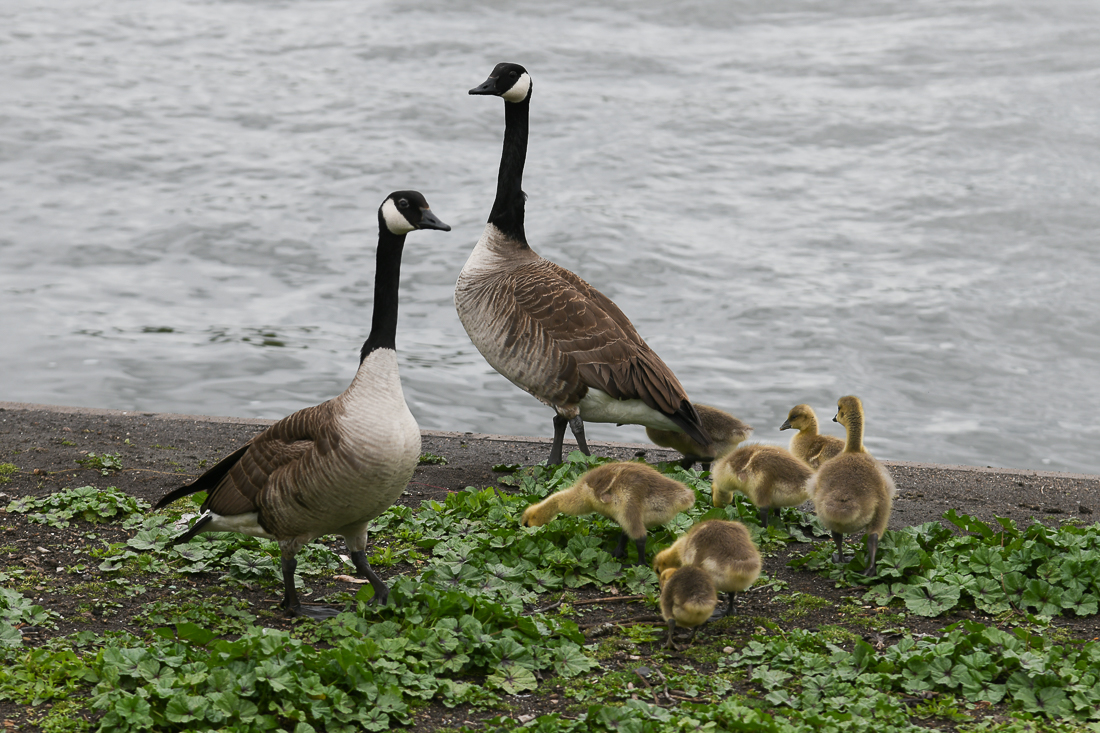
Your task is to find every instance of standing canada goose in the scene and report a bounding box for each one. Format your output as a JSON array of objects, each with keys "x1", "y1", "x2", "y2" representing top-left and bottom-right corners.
[
  {"x1": 520, "y1": 461, "x2": 695, "y2": 565},
  {"x1": 152, "y1": 191, "x2": 450, "y2": 618},
  {"x1": 457, "y1": 62, "x2": 710, "y2": 465},
  {"x1": 711, "y1": 443, "x2": 813, "y2": 528},
  {"x1": 808, "y1": 395, "x2": 896, "y2": 576},
  {"x1": 646, "y1": 404, "x2": 752, "y2": 472},
  {"x1": 658, "y1": 566, "x2": 717, "y2": 650},
  {"x1": 653, "y1": 519, "x2": 761, "y2": 618},
  {"x1": 780, "y1": 404, "x2": 844, "y2": 468}
]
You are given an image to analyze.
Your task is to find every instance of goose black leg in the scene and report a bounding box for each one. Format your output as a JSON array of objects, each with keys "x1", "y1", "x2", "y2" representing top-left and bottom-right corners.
[
  {"x1": 280, "y1": 553, "x2": 340, "y2": 619},
  {"x1": 351, "y1": 550, "x2": 391, "y2": 606},
  {"x1": 863, "y1": 533, "x2": 880, "y2": 577},
  {"x1": 831, "y1": 531, "x2": 848, "y2": 564},
  {"x1": 568, "y1": 416, "x2": 590, "y2": 456},
  {"x1": 549, "y1": 414, "x2": 568, "y2": 465}
]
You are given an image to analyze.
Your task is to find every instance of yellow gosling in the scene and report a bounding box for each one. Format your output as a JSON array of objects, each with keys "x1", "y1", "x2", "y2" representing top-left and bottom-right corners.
[
  {"x1": 711, "y1": 444, "x2": 813, "y2": 527},
  {"x1": 808, "y1": 395, "x2": 896, "y2": 577},
  {"x1": 653, "y1": 519, "x2": 761, "y2": 617},
  {"x1": 646, "y1": 404, "x2": 753, "y2": 471},
  {"x1": 659, "y1": 566, "x2": 717, "y2": 650},
  {"x1": 520, "y1": 461, "x2": 695, "y2": 565},
  {"x1": 780, "y1": 403, "x2": 845, "y2": 468}
]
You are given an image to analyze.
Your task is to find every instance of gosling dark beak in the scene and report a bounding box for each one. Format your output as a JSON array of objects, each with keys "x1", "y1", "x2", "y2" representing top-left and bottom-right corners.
[
  {"x1": 417, "y1": 209, "x2": 451, "y2": 231},
  {"x1": 469, "y1": 77, "x2": 499, "y2": 95},
  {"x1": 779, "y1": 419, "x2": 792, "y2": 431},
  {"x1": 833, "y1": 414, "x2": 839, "y2": 423}
]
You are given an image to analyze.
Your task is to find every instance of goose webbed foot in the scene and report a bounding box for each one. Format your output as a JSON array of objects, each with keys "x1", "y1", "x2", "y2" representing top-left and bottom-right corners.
[
  {"x1": 286, "y1": 603, "x2": 342, "y2": 620},
  {"x1": 280, "y1": 554, "x2": 343, "y2": 619},
  {"x1": 351, "y1": 550, "x2": 392, "y2": 606}
]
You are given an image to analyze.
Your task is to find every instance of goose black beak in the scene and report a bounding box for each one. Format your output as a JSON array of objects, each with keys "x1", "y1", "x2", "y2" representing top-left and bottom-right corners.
[
  {"x1": 417, "y1": 209, "x2": 451, "y2": 231},
  {"x1": 779, "y1": 419, "x2": 792, "y2": 431},
  {"x1": 469, "y1": 77, "x2": 499, "y2": 96}
]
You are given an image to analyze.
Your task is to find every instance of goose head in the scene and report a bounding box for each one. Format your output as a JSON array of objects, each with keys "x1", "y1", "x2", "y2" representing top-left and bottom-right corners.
[
  {"x1": 379, "y1": 190, "x2": 451, "y2": 236},
  {"x1": 470, "y1": 62, "x2": 532, "y2": 103},
  {"x1": 780, "y1": 404, "x2": 815, "y2": 431},
  {"x1": 833, "y1": 395, "x2": 863, "y2": 426}
]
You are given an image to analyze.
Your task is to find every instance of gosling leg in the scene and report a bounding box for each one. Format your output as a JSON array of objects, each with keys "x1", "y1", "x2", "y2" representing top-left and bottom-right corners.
[
  {"x1": 831, "y1": 531, "x2": 848, "y2": 564},
  {"x1": 610, "y1": 531, "x2": 629, "y2": 559},
  {"x1": 710, "y1": 592, "x2": 735, "y2": 620},
  {"x1": 863, "y1": 532, "x2": 880, "y2": 577},
  {"x1": 633, "y1": 535, "x2": 648, "y2": 566},
  {"x1": 759, "y1": 506, "x2": 771, "y2": 528},
  {"x1": 663, "y1": 619, "x2": 679, "y2": 650}
]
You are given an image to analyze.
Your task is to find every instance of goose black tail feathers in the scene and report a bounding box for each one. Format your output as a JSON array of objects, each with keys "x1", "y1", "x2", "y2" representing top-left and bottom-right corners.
[
  {"x1": 152, "y1": 444, "x2": 249, "y2": 510},
  {"x1": 670, "y1": 400, "x2": 711, "y2": 448}
]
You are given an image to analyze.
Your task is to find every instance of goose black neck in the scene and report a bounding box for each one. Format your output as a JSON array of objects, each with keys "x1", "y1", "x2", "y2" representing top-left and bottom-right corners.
[
  {"x1": 487, "y1": 98, "x2": 530, "y2": 246},
  {"x1": 360, "y1": 225, "x2": 406, "y2": 362}
]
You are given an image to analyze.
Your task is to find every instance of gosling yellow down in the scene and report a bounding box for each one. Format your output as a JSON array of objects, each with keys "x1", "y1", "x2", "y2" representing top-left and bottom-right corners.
[
  {"x1": 658, "y1": 565, "x2": 717, "y2": 650},
  {"x1": 711, "y1": 443, "x2": 813, "y2": 527},
  {"x1": 520, "y1": 461, "x2": 695, "y2": 565},
  {"x1": 653, "y1": 519, "x2": 761, "y2": 617},
  {"x1": 808, "y1": 395, "x2": 896, "y2": 576},
  {"x1": 646, "y1": 404, "x2": 753, "y2": 471},
  {"x1": 780, "y1": 403, "x2": 844, "y2": 468}
]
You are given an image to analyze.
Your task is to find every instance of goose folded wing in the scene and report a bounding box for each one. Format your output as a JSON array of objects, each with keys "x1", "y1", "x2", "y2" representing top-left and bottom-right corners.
[{"x1": 202, "y1": 401, "x2": 342, "y2": 516}]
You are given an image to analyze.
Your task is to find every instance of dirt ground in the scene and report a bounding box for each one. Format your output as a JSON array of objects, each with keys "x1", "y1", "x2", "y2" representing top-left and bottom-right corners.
[{"x1": 2, "y1": 401, "x2": 1100, "y2": 731}]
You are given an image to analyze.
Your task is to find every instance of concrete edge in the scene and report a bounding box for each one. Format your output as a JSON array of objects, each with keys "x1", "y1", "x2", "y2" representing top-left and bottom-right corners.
[{"x1": 3, "y1": 400, "x2": 1098, "y2": 481}]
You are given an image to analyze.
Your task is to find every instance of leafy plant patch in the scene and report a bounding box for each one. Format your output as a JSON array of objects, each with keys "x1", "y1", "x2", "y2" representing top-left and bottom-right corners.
[
  {"x1": 792, "y1": 510, "x2": 1100, "y2": 618},
  {"x1": 6, "y1": 486, "x2": 148, "y2": 528},
  {"x1": 76, "y1": 453, "x2": 123, "y2": 475}
]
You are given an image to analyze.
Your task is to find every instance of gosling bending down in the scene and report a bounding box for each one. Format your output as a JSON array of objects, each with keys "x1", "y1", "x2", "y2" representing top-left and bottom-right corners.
[
  {"x1": 520, "y1": 461, "x2": 695, "y2": 565},
  {"x1": 646, "y1": 404, "x2": 752, "y2": 471},
  {"x1": 659, "y1": 566, "x2": 718, "y2": 650},
  {"x1": 653, "y1": 519, "x2": 761, "y2": 618}
]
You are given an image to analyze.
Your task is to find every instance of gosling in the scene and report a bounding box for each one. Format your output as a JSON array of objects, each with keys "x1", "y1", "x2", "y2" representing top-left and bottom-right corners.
[
  {"x1": 520, "y1": 461, "x2": 696, "y2": 565},
  {"x1": 653, "y1": 519, "x2": 761, "y2": 618},
  {"x1": 780, "y1": 403, "x2": 845, "y2": 468},
  {"x1": 659, "y1": 566, "x2": 717, "y2": 650},
  {"x1": 711, "y1": 444, "x2": 813, "y2": 527},
  {"x1": 646, "y1": 404, "x2": 753, "y2": 471},
  {"x1": 808, "y1": 395, "x2": 895, "y2": 576}
]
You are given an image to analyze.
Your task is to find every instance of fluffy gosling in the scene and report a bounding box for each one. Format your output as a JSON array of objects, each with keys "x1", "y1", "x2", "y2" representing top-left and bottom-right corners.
[
  {"x1": 520, "y1": 461, "x2": 695, "y2": 565},
  {"x1": 653, "y1": 519, "x2": 761, "y2": 618},
  {"x1": 808, "y1": 395, "x2": 896, "y2": 576},
  {"x1": 711, "y1": 444, "x2": 813, "y2": 527},
  {"x1": 780, "y1": 403, "x2": 845, "y2": 468},
  {"x1": 646, "y1": 404, "x2": 753, "y2": 471},
  {"x1": 658, "y1": 566, "x2": 717, "y2": 650}
]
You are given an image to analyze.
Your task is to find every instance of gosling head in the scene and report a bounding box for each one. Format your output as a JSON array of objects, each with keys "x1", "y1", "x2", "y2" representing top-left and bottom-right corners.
[
  {"x1": 780, "y1": 404, "x2": 815, "y2": 432},
  {"x1": 658, "y1": 567, "x2": 678, "y2": 591},
  {"x1": 833, "y1": 395, "x2": 864, "y2": 426},
  {"x1": 379, "y1": 191, "x2": 451, "y2": 236},
  {"x1": 520, "y1": 502, "x2": 553, "y2": 528},
  {"x1": 653, "y1": 547, "x2": 677, "y2": 576},
  {"x1": 470, "y1": 62, "x2": 532, "y2": 104}
]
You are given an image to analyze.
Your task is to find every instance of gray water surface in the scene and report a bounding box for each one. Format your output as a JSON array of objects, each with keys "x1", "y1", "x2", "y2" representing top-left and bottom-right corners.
[{"x1": 2, "y1": 1, "x2": 1099, "y2": 474}]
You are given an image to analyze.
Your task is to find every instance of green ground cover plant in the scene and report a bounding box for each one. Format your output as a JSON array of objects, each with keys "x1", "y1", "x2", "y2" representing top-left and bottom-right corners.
[
  {"x1": 6, "y1": 485, "x2": 146, "y2": 528},
  {"x1": 792, "y1": 509, "x2": 1100, "y2": 618}
]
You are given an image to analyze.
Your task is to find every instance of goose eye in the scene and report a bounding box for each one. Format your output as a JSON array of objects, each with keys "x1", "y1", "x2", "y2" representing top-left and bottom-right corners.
[
  {"x1": 397, "y1": 198, "x2": 409, "y2": 209},
  {"x1": 509, "y1": 70, "x2": 518, "y2": 77}
]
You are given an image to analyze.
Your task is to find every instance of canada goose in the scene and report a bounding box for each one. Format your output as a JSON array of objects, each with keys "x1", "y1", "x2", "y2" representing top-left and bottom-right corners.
[
  {"x1": 457, "y1": 62, "x2": 710, "y2": 465},
  {"x1": 711, "y1": 443, "x2": 813, "y2": 527},
  {"x1": 152, "y1": 191, "x2": 450, "y2": 618},
  {"x1": 520, "y1": 461, "x2": 695, "y2": 565},
  {"x1": 658, "y1": 566, "x2": 717, "y2": 650},
  {"x1": 808, "y1": 395, "x2": 896, "y2": 576},
  {"x1": 780, "y1": 404, "x2": 844, "y2": 468},
  {"x1": 646, "y1": 404, "x2": 752, "y2": 471},
  {"x1": 652, "y1": 519, "x2": 761, "y2": 618}
]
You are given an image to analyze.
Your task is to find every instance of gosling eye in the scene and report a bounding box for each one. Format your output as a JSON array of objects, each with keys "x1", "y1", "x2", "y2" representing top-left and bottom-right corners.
[{"x1": 397, "y1": 198, "x2": 409, "y2": 209}]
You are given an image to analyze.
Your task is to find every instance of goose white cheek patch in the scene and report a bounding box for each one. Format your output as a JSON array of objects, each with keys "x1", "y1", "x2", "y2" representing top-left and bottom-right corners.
[
  {"x1": 501, "y1": 73, "x2": 531, "y2": 103},
  {"x1": 381, "y1": 198, "x2": 415, "y2": 234}
]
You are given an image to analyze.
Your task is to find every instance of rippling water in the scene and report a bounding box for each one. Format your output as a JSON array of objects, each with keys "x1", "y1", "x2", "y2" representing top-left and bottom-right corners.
[{"x1": 2, "y1": 0, "x2": 1099, "y2": 474}]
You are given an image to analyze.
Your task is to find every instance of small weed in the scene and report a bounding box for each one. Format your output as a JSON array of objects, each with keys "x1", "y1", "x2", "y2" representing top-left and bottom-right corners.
[
  {"x1": 75, "y1": 452, "x2": 122, "y2": 475},
  {"x1": 775, "y1": 591, "x2": 831, "y2": 620},
  {"x1": 419, "y1": 452, "x2": 447, "y2": 465},
  {"x1": 152, "y1": 444, "x2": 177, "y2": 450},
  {"x1": 0, "y1": 463, "x2": 17, "y2": 484},
  {"x1": 60, "y1": 440, "x2": 75, "y2": 446}
]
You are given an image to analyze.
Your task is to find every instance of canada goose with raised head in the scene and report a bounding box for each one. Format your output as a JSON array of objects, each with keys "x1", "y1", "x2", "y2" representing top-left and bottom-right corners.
[
  {"x1": 659, "y1": 566, "x2": 718, "y2": 650},
  {"x1": 520, "y1": 461, "x2": 696, "y2": 565},
  {"x1": 780, "y1": 404, "x2": 844, "y2": 468},
  {"x1": 153, "y1": 191, "x2": 450, "y2": 618},
  {"x1": 653, "y1": 519, "x2": 761, "y2": 618},
  {"x1": 646, "y1": 404, "x2": 752, "y2": 471},
  {"x1": 808, "y1": 395, "x2": 895, "y2": 576},
  {"x1": 457, "y1": 62, "x2": 710, "y2": 465},
  {"x1": 711, "y1": 443, "x2": 813, "y2": 528}
]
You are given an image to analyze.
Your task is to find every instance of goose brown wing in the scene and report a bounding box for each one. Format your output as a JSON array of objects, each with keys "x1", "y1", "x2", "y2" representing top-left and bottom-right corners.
[
  {"x1": 156, "y1": 400, "x2": 343, "y2": 518},
  {"x1": 512, "y1": 260, "x2": 695, "y2": 421}
]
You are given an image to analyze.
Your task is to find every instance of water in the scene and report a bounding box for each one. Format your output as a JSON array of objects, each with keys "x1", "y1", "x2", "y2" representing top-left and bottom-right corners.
[{"x1": 2, "y1": 0, "x2": 1099, "y2": 474}]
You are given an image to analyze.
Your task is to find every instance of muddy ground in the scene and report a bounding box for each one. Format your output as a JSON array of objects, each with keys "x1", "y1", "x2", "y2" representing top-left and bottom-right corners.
[{"x1": 2, "y1": 401, "x2": 1099, "y2": 731}]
